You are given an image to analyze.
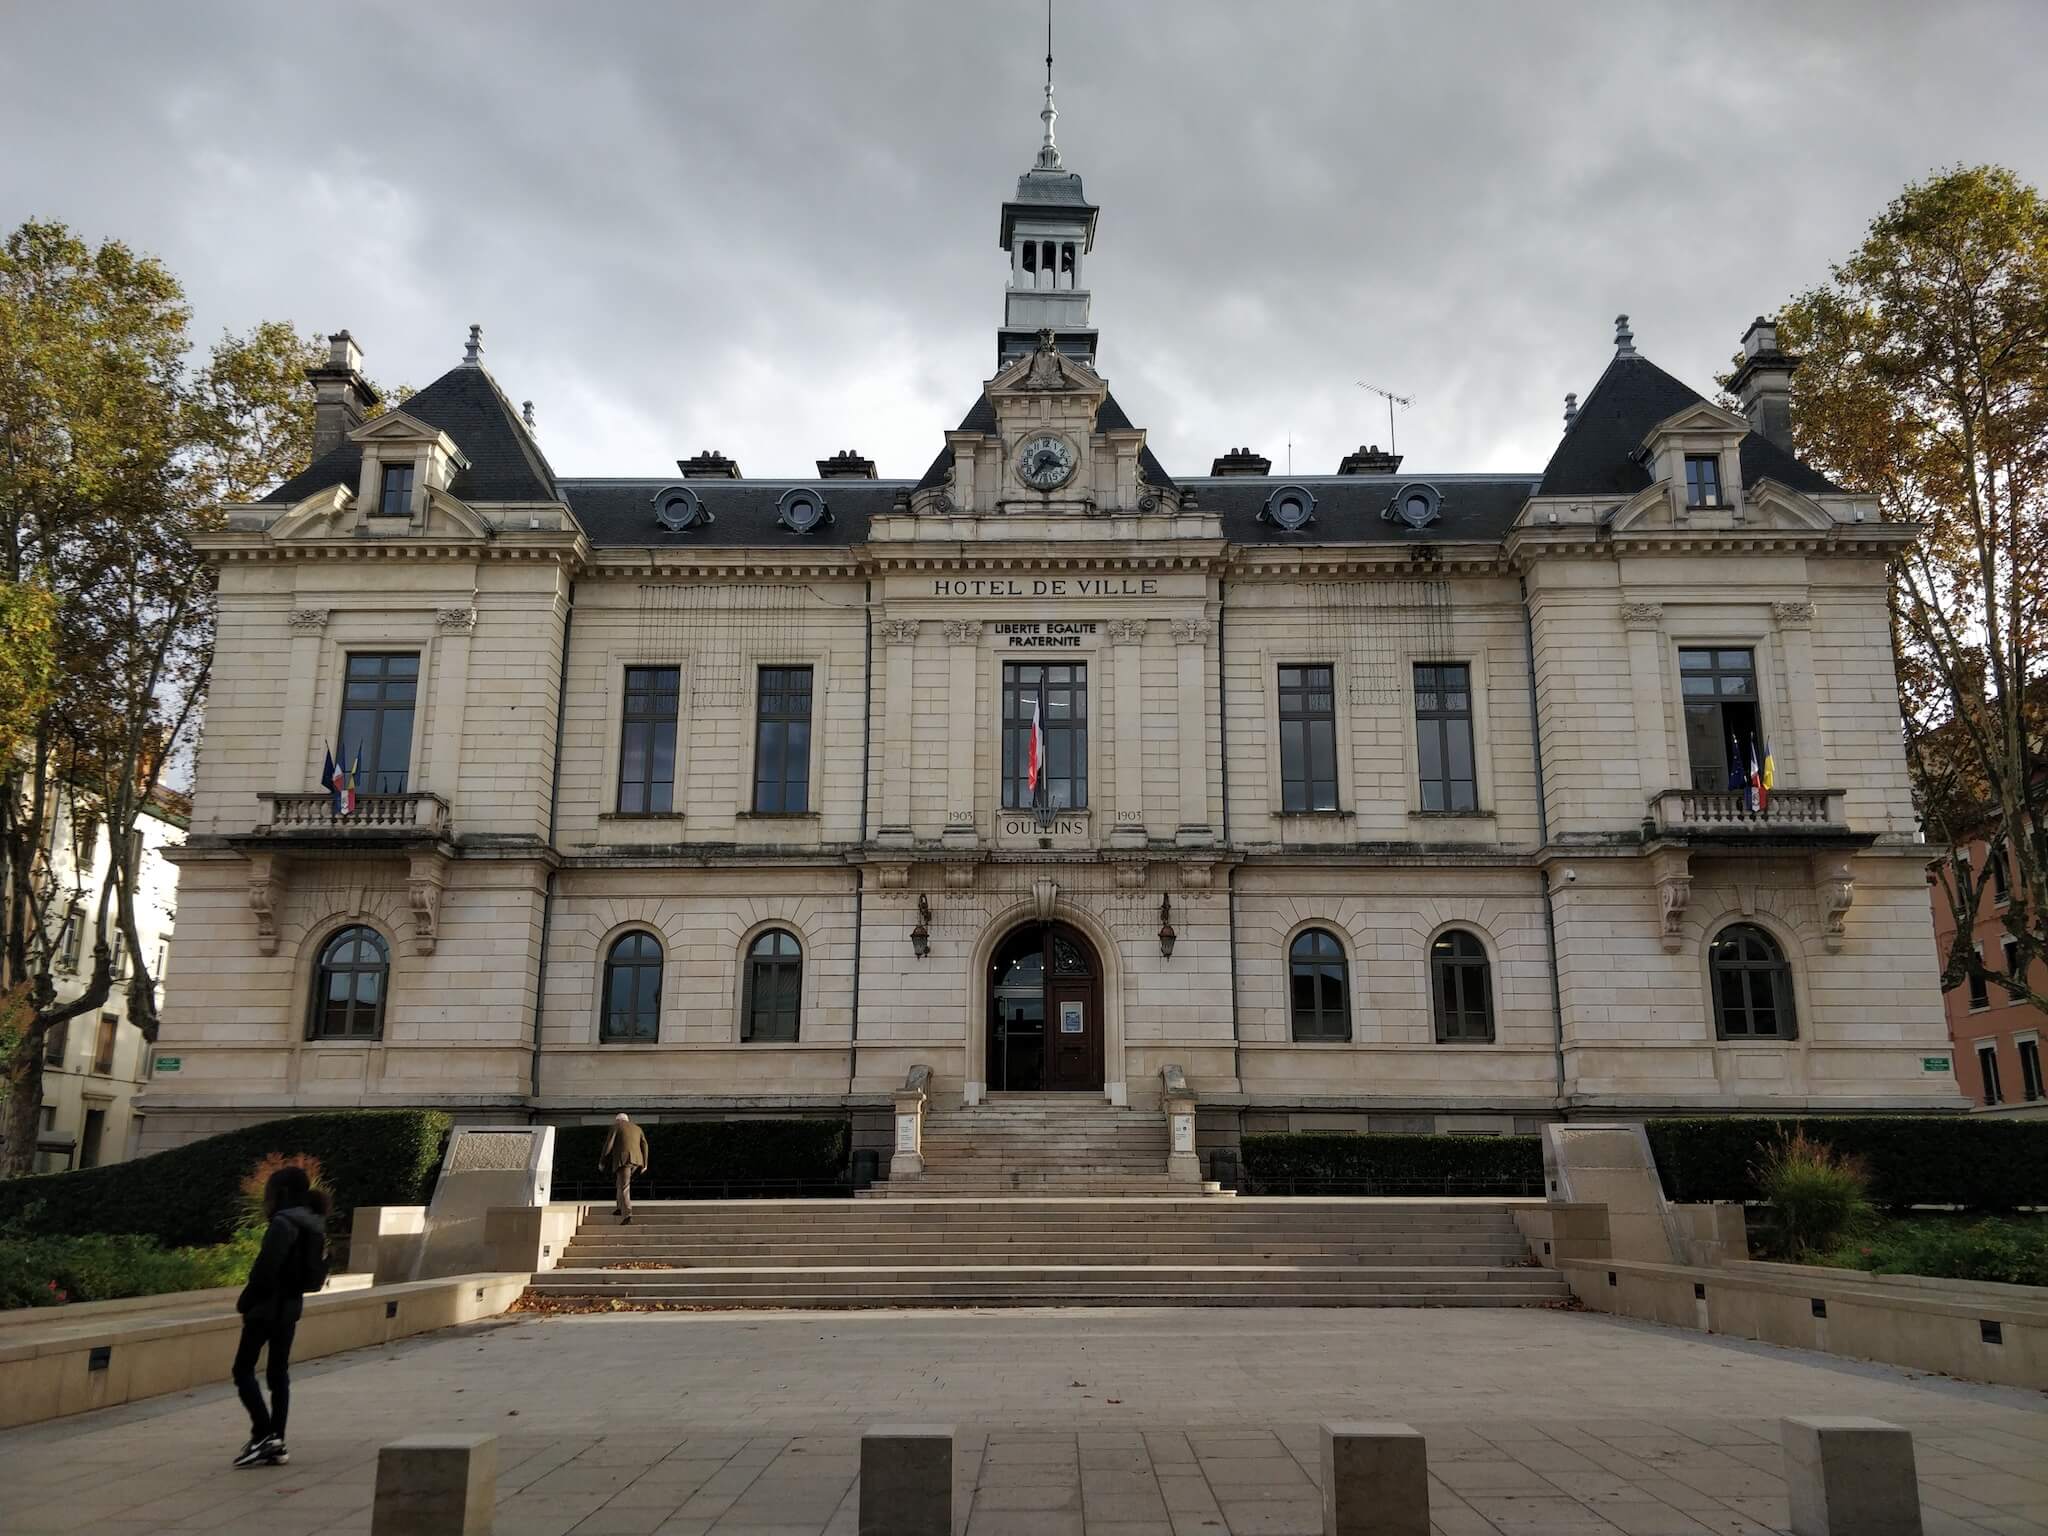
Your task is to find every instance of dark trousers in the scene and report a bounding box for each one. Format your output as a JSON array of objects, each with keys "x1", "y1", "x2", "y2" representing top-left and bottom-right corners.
[{"x1": 231, "y1": 1315, "x2": 297, "y2": 1440}]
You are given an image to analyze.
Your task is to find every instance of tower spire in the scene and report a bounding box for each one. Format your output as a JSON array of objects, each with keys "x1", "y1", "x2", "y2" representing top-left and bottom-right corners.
[{"x1": 1035, "y1": 0, "x2": 1061, "y2": 171}]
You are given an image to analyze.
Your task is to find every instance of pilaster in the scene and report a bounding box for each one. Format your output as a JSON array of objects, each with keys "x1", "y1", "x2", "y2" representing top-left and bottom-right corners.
[
  {"x1": 1171, "y1": 618, "x2": 1214, "y2": 846},
  {"x1": 1621, "y1": 602, "x2": 1670, "y2": 797},
  {"x1": 428, "y1": 606, "x2": 477, "y2": 799},
  {"x1": 1108, "y1": 618, "x2": 1147, "y2": 848},
  {"x1": 876, "y1": 619, "x2": 919, "y2": 845},
  {"x1": 1774, "y1": 602, "x2": 1827, "y2": 789},
  {"x1": 943, "y1": 621, "x2": 980, "y2": 845},
  {"x1": 280, "y1": 608, "x2": 328, "y2": 793}
]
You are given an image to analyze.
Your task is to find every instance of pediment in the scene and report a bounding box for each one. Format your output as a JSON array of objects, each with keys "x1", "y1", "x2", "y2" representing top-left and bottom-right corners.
[
  {"x1": 265, "y1": 483, "x2": 357, "y2": 540},
  {"x1": 1644, "y1": 400, "x2": 1748, "y2": 442},
  {"x1": 263, "y1": 481, "x2": 492, "y2": 544},
  {"x1": 1608, "y1": 483, "x2": 1675, "y2": 533},
  {"x1": 988, "y1": 342, "x2": 1105, "y2": 401},
  {"x1": 1743, "y1": 478, "x2": 1836, "y2": 531},
  {"x1": 349, "y1": 409, "x2": 460, "y2": 454}
]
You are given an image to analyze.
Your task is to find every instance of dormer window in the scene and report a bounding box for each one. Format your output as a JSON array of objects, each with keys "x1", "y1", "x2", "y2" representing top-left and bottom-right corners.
[
  {"x1": 378, "y1": 462, "x2": 414, "y2": 517},
  {"x1": 1684, "y1": 454, "x2": 1724, "y2": 509}
]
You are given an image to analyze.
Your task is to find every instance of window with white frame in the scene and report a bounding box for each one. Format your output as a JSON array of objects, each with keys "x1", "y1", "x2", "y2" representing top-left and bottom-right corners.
[{"x1": 1977, "y1": 1041, "x2": 2004, "y2": 1106}]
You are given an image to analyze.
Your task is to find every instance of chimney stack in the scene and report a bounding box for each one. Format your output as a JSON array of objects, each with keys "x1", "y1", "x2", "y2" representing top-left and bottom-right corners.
[
  {"x1": 1728, "y1": 315, "x2": 1799, "y2": 456},
  {"x1": 1562, "y1": 392, "x2": 1579, "y2": 433},
  {"x1": 677, "y1": 449, "x2": 742, "y2": 480},
  {"x1": 522, "y1": 400, "x2": 537, "y2": 433},
  {"x1": 304, "y1": 331, "x2": 379, "y2": 465},
  {"x1": 1337, "y1": 443, "x2": 1403, "y2": 476},
  {"x1": 817, "y1": 449, "x2": 877, "y2": 479},
  {"x1": 1209, "y1": 446, "x2": 1272, "y2": 477}
]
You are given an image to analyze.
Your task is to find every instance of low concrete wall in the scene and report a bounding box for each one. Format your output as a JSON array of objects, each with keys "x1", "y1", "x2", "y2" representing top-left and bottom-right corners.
[
  {"x1": 1670, "y1": 1203, "x2": 1748, "y2": 1266},
  {"x1": 1560, "y1": 1257, "x2": 2048, "y2": 1391},
  {"x1": 484, "y1": 1202, "x2": 589, "y2": 1273},
  {"x1": 348, "y1": 1205, "x2": 428, "y2": 1285},
  {"x1": 0, "y1": 1271, "x2": 528, "y2": 1430},
  {"x1": 1510, "y1": 1202, "x2": 1611, "y2": 1268}
]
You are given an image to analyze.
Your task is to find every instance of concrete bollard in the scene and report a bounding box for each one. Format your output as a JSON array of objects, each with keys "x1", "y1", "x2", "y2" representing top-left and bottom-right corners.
[
  {"x1": 860, "y1": 1423, "x2": 954, "y2": 1536},
  {"x1": 1321, "y1": 1422, "x2": 1430, "y2": 1536},
  {"x1": 373, "y1": 1433, "x2": 497, "y2": 1536},
  {"x1": 1781, "y1": 1416, "x2": 1922, "y2": 1536}
]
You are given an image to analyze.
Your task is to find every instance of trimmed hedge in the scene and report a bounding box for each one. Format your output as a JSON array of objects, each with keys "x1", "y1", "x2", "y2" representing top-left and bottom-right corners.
[
  {"x1": 1, "y1": 1230, "x2": 261, "y2": 1310},
  {"x1": 1646, "y1": 1117, "x2": 2048, "y2": 1212},
  {"x1": 1240, "y1": 1133, "x2": 1543, "y2": 1195},
  {"x1": 550, "y1": 1118, "x2": 850, "y2": 1194},
  {"x1": 0, "y1": 1110, "x2": 451, "y2": 1247}
]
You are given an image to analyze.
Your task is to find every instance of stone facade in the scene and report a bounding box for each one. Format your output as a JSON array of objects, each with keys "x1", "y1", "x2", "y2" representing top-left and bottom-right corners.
[{"x1": 139, "y1": 125, "x2": 1964, "y2": 1158}]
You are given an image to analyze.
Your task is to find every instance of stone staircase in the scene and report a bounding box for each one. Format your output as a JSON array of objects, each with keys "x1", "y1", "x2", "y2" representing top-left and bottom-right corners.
[
  {"x1": 530, "y1": 1197, "x2": 1568, "y2": 1308},
  {"x1": 871, "y1": 1092, "x2": 1205, "y2": 1197}
]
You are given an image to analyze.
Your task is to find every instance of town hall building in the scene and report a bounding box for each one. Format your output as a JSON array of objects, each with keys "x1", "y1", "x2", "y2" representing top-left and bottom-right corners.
[{"x1": 139, "y1": 89, "x2": 1964, "y2": 1164}]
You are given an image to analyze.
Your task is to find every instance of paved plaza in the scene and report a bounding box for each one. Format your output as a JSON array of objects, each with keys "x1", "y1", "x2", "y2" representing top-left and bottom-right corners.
[{"x1": 3, "y1": 1307, "x2": 2044, "y2": 1535}]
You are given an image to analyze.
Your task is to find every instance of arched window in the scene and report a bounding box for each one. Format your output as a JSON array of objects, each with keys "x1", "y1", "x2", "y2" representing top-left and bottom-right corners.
[
  {"x1": 309, "y1": 926, "x2": 389, "y2": 1040},
  {"x1": 743, "y1": 929, "x2": 803, "y2": 1042},
  {"x1": 1289, "y1": 928, "x2": 1350, "y2": 1042},
  {"x1": 1431, "y1": 929, "x2": 1495, "y2": 1043},
  {"x1": 1710, "y1": 923, "x2": 1796, "y2": 1039},
  {"x1": 601, "y1": 931, "x2": 663, "y2": 1043}
]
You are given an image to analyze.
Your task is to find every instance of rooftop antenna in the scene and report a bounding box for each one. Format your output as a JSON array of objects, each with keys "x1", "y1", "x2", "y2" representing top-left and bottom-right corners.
[{"x1": 1355, "y1": 382, "x2": 1415, "y2": 456}]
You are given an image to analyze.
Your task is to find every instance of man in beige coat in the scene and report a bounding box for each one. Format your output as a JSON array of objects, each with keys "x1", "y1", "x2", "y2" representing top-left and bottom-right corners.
[{"x1": 600, "y1": 1112, "x2": 649, "y2": 1223}]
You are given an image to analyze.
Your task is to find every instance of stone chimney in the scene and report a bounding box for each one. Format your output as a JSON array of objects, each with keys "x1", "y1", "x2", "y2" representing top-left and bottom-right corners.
[
  {"x1": 817, "y1": 449, "x2": 877, "y2": 479},
  {"x1": 1728, "y1": 315, "x2": 1799, "y2": 455},
  {"x1": 1209, "y1": 446, "x2": 1272, "y2": 477},
  {"x1": 1562, "y1": 393, "x2": 1579, "y2": 433},
  {"x1": 677, "y1": 449, "x2": 742, "y2": 480},
  {"x1": 1337, "y1": 443, "x2": 1403, "y2": 475},
  {"x1": 304, "y1": 331, "x2": 378, "y2": 464}
]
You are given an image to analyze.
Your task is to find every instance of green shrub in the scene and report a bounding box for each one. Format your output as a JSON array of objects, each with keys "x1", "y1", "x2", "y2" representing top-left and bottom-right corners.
[
  {"x1": 550, "y1": 1118, "x2": 850, "y2": 1195},
  {"x1": 1828, "y1": 1216, "x2": 2048, "y2": 1287},
  {"x1": 1646, "y1": 1117, "x2": 2048, "y2": 1212},
  {"x1": 1240, "y1": 1133, "x2": 1543, "y2": 1195},
  {"x1": 0, "y1": 1110, "x2": 450, "y2": 1247},
  {"x1": 1752, "y1": 1130, "x2": 1873, "y2": 1259},
  {"x1": 0, "y1": 1230, "x2": 261, "y2": 1310}
]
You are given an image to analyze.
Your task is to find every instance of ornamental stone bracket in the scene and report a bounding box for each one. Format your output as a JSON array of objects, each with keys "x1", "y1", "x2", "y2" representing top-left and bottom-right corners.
[
  {"x1": 1649, "y1": 846, "x2": 1692, "y2": 953},
  {"x1": 1620, "y1": 602, "x2": 1664, "y2": 630},
  {"x1": 941, "y1": 619, "x2": 981, "y2": 645},
  {"x1": 1812, "y1": 851, "x2": 1855, "y2": 952},
  {"x1": 1772, "y1": 600, "x2": 1815, "y2": 629},
  {"x1": 1105, "y1": 618, "x2": 1147, "y2": 645},
  {"x1": 287, "y1": 608, "x2": 330, "y2": 633},
  {"x1": 407, "y1": 850, "x2": 450, "y2": 956},
  {"x1": 876, "y1": 618, "x2": 921, "y2": 646},
  {"x1": 942, "y1": 861, "x2": 978, "y2": 891},
  {"x1": 1031, "y1": 878, "x2": 1060, "y2": 922},
  {"x1": 1168, "y1": 618, "x2": 1212, "y2": 645},
  {"x1": 434, "y1": 606, "x2": 479, "y2": 632},
  {"x1": 246, "y1": 850, "x2": 288, "y2": 955}
]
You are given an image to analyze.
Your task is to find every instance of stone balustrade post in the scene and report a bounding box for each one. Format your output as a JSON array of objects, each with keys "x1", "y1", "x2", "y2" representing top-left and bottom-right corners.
[
  {"x1": 1321, "y1": 1422, "x2": 1430, "y2": 1536},
  {"x1": 891, "y1": 1064, "x2": 932, "y2": 1181},
  {"x1": 373, "y1": 1433, "x2": 497, "y2": 1535},
  {"x1": 1781, "y1": 1416, "x2": 1922, "y2": 1536},
  {"x1": 860, "y1": 1424, "x2": 954, "y2": 1536},
  {"x1": 1161, "y1": 1063, "x2": 1200, "y2": 1185}
]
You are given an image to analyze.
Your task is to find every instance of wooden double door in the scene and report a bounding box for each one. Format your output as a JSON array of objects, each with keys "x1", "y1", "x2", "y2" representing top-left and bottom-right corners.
[{"x1": 986, "y1": 922, "x2": 1103, "y2": 1092}]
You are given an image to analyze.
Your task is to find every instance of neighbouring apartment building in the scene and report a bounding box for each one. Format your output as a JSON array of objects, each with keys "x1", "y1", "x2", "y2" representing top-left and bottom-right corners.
[
  {"x1": 138, "y1": 90, "x2": 1965, "y2": 1163},
  {"x1": 1934, "y1": 837, "x2": 2047, "y2": 1116},
  {"x1": 24, "y1": 794, "x2": 186, "y2": 1171}
]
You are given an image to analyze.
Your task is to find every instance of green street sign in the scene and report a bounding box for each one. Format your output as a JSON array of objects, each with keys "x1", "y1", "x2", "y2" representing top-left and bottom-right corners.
[
  {"x1": 154, "y1": 1056, "x2": 181, "y2": 1072},
  {"x1": 1921, "y1": 1056, "x2": 1950, "y2": 1072}
]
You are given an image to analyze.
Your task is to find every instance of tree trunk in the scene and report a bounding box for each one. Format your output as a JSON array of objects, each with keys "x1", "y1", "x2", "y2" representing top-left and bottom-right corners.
[{"x1": 1, "y1": 1041, "x2": 47, "y2": 1178}]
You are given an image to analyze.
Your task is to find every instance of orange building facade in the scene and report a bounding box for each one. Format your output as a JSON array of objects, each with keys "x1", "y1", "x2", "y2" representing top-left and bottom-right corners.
[{"x1": 1934, "y1": 838, "x2": 2047, "y2": 1115}]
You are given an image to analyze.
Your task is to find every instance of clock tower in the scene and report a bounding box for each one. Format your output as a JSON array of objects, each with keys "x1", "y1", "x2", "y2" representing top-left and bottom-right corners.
[{"x1": 997, "y1": 70, "x2": 1099, "y2": 366}]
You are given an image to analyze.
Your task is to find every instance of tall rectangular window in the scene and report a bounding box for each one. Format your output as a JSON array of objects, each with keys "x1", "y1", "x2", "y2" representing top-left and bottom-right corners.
[
  {"x1": 1968, "y1": 956, "x2": 1990, "y2": 1011},
  {"x1": 1978, "y1": 1042, "x2": 2003, "y2": 1106},
  {"x1": 753, "y1": 666, "x2": 813, "y2": 813},
  {"x1": 58, "y1": 904, "x2": 82, "y2": 971},
  {"x1": 2019, "y1": 1037, "x2": 2044, "y2": 1103},
  {"x1": 378, "y1": 462, "x2": 414, "y2": 516},
  {"x1": 339, "y1": 653, "x2": 419, "y2": 794},
  {"x1": 1679, "y1": 648, "x2": 1761, "y2": 793},
  {"x1": 93, "y1": 1014, "x2": 117, "y2": 1075},
  {"x1": 617, "y1": 666, "x2": 680, "y2": 814},
  {"x1": 1989, "y1": 844, "x2": 2011, "y2": 904},
  {"x1": 1277, "y1": 665, "x2": 1338, "y2": 813},
  {"x1": 1002, "y1": 663, "x2": 1087, "y2": 810},
  {"x1": 1414, "y1": 663, "x2": 1476, "y2": 812},
  {"x1": 45, "y1": 1020, "x2": 68, "y2": 1067},
  {"x1": 1684, "y1": 454, "x2": 1723, "y2": 508}
]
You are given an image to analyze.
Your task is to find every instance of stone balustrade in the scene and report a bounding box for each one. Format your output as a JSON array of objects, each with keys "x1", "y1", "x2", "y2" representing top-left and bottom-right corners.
[
  {"x1": 1649, "y1": 786, "x2": 1845, "y2": 833},
  {"x1": 255, "y1": 790, "x2": 451, "y2": 835}
]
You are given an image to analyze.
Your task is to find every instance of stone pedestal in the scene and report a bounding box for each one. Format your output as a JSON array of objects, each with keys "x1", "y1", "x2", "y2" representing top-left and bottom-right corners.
[
  {"x1": 860, "y1": 1424, "x2": 953, "y2": 1536},
  {"x1": 891, "y1": 1066, "x2": 930, "y2": 1181},
  {"x1": 1322, "y1": 1423, "x2": 1429, "y2": 1536},
  {"x1": 373, "y1": 1433, "x2": 496, "y2": 1535},
  {"x1": 1781, "y1": 1416, "x2": 1922, "y2": 1536},
  {"x1": 412, "y1": 1127, "x2": 554, "y2": 1280},
  {"x1": 1165, "y1": 1093, "x2": 1200, "y2": 1185}
]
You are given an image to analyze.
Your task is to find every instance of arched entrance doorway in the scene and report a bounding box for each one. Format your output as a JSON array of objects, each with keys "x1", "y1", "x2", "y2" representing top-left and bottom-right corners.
[{"x1": 987, "y1": 922, "x2": 1104, "y2": 1092}]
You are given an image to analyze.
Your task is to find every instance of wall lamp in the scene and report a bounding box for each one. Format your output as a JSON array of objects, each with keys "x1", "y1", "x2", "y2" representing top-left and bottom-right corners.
[
  {"x1": 910, "y1": 894, "x2": 931, "y2": 959},
  {"x1": 1157, "y1": 893, "x2": 1176, "y2": 959}
]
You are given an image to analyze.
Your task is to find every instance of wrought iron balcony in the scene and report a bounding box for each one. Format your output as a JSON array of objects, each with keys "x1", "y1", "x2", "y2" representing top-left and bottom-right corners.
[
  {"x1": 254, "y1": 790, "x2": 451, "y2": 840},
  {"x1": 1648, "y1": 787, "x2": 1847, "y2": 838}
]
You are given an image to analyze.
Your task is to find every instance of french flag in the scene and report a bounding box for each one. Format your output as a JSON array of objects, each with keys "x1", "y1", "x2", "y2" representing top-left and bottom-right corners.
[
  {"x1": 324, "y1": 744, "x2": 357, "y2": 816},
  {"x1": 1026, "y1": 697, "x2": 1045, "y2": 804}
]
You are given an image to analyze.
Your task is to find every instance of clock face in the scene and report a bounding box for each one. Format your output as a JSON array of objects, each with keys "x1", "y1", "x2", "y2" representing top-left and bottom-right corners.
[{"x1": 1016, "y1": 434, "x2": 1077, "y2": 491}]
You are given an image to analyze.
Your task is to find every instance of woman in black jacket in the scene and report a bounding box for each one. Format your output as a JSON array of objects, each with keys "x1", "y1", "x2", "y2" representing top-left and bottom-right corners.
[{"x1": 231, "y1": 1165, "x2": 330, "y2": 1468}]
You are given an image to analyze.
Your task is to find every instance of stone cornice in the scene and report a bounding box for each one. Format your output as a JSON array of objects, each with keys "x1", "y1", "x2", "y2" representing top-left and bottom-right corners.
[
  {"x1": 586, "y1": 548, "x2": 861, "y2": 580},
  {"x1": 194, "y1": 531, "x2": 590, "y2": 570},
  {"x1": 853, "y1": 541, "x2": 1230, "y2": 576},
  {"x1": 1226, "y1": 544, "x2": 1510, "y2": 579},
  {"x1": 1504, "y1": 522, "x2": 1920, "y2": 562}
]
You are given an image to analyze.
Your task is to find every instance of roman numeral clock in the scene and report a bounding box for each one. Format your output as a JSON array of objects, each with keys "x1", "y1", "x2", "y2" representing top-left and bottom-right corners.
[{"x1": 1016, "y1": 433, "x2": 1077, "y2": 491}]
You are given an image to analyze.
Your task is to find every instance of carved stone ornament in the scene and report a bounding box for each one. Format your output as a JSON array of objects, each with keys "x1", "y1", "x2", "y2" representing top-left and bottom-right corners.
[
  {"x1": 943, "y1": 619, "x2": 981, "y2": 645},
  {"x1": 246, "y1": 851, "x2": 286, "y2": 955},
  {"x1": 1031, "y1": 878, "x2": 1059, "y2": 922},
  {"x1": 407, "y1": 852, "x2": 448, "y2": 956},
  {"x1": 1176, "y1": 861, "x2": 1216, "y2": 891},
  {"x1": 287, "y1": 608, "x2": 330, "y2": 633},
  {"x1": 874, "y1": 861, "x2": 912, "y2": 891},
  {"x1": 1649, "y1": 847, "x2": 1692, "y2": 953},
  {"x1": 1772, "y1": 600, "x2": 1815, "y2": 629},
  {"x1": 1620, "y1": 602, "x2": 1664, "y2": 630},
  {"x1": 1113, "y1": 859, "x2": 1147, "y2": 889},
  {"x1": 435, "y1": 607, "x2": 479, "y2": 632},
  {"x1": 876, "y1": 619, "x2": 921, "y2": 646},
  {"x1": 1105, "y1": 618, "x2": 1148, "y2": 645},
  {"x1": 1168, "y1": 618, "x2": 1212, "y2": 645},
  {"x1": 943, "y1": 861, "x2": 977, "y2": 890},
  {"x1": 1024, "y1": 330, "x2": 1069, "y2": 390},
  {"x1": 1813, "y1": 853, "x2": 1855, "y2": 952}
]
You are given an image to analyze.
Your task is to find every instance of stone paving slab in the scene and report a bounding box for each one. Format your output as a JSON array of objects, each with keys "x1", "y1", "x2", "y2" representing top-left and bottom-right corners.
[{"x1": 2, "y1": 1308, "x2": 2044, "y2": 1535}]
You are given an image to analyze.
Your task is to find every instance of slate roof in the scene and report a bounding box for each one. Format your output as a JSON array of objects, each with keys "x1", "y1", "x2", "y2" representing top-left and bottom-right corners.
[
  {"x1": 1538, "y1": 353, "x2": 1839, "y2": 498},
  {"x1": 561, "y1": 479, "x2": 910, "y2": 549},
  {"x1": 262, "y1": 362, "x2": 560, "y2": 505},
  {"x1": 915, "y1": 391, "x2": 1176, "y2": 493},
  {"x1": 1188, "y1": 475, "x2": 1540, "y2": 547}
]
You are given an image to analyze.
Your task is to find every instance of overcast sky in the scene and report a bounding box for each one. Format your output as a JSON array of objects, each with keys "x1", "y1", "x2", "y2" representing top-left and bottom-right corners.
[{"x1": 6, "y1": 1, "x2": 2048, "y2": 485}]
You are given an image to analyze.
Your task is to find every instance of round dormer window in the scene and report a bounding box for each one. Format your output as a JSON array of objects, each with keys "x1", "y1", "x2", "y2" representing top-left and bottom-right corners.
[
  {"x1": 777, "y1": 488, "x2": 831, "y2": 534},
  {"x1": 653, "y1": 485, "x2": 709, "y2": 531},
  {"x1": 1390, "y1": 482, "x2": 1441, "y2": 529},
  {"x1": 1262, "y1": 483, "x2": 1318, "y2": 531}
]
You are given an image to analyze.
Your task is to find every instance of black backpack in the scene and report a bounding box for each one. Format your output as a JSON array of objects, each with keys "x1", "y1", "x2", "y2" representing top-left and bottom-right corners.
[{"x1": 295, "y1": 1221, "x2": 330, "y2": 1294}]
